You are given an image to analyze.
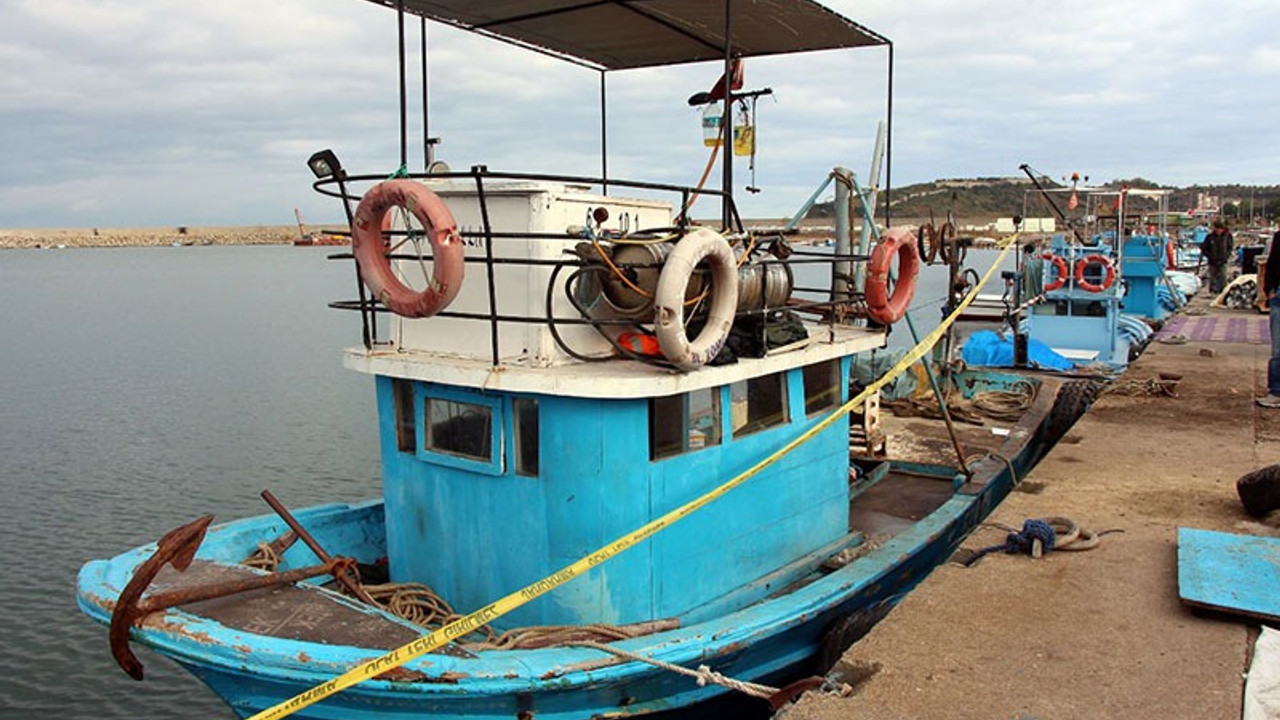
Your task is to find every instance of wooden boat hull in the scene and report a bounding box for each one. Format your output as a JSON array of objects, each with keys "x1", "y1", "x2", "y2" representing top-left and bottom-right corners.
[{"x1": 76, "y1": 373, "x2": 1073, "y2": 719}]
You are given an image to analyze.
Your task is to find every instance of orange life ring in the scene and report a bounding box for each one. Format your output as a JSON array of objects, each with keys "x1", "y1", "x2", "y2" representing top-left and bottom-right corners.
[
  {"x1": 1073, "y1": 254, "x2": 1116, "y2": 293},
  {"x1": 1041, "y1": 252, "x2": 1069, "y2": 292},
  {"x1": 865, "y1": 227, "x2": 921, "y2": 325},
  {"x1": 352, "y1": 179, "x2": 465, "y2": 318},
  {"x1": 1165, "y1": 239, "x2": 1176, "y2": 269}
]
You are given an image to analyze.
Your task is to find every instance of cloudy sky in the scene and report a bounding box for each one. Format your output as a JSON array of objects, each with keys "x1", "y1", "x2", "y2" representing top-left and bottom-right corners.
[{"x1": 2, "y1": 0, "x2": 1278, "y2": 229}]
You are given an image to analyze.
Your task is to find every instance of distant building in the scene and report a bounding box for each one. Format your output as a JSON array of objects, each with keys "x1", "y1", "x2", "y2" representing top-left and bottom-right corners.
[{"x1": 995, "y1": 217, "x2": 1055, "y2": 233}]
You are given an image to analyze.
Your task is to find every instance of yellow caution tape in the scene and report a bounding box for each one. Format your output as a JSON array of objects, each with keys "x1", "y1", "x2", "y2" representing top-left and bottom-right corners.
[{"x1": 247, "y1": 235, "x2": 1019, "y2": 720}]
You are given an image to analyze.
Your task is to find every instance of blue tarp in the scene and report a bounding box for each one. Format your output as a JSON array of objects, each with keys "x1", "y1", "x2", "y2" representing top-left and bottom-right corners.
[{"x1": 961, "y1": 330, "x2": 1075, "y2": 371}]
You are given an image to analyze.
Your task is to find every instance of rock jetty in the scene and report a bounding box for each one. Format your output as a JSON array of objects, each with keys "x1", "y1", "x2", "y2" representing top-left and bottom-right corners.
[{"x1": 0, "y1": 225, "x2": 301, "y2": 249}]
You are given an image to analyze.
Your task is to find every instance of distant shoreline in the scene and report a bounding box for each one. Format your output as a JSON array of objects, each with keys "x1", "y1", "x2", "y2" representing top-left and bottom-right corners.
[
  {"x1": 0, "y1": 225, "x2": 308, "y2": 249},
  {"x1": 1, "y1": 217, "x2": 1014, "y2": 250}
]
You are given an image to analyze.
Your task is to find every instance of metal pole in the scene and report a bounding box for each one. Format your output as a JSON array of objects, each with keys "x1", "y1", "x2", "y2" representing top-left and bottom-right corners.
[
  {"x1": 397, "y1": 1, "x2": 408, "y2": 170},
  {"x1": 421, "y1": 17, "x2": 430, "y2": 170},
  {"x1": 884, "y1": 42, "x2": 893, "y2": 226},
  {"x1": 1018, "y1": 164, "x2": 1087, "y2": 245},
  {"x1": 720, "y1": 0, "x2": 733, "y2": 229},
  {"x1": 832, "y1": 167, "x2": 852, "y2": 304},
  {"x1": 600, "y1": 70, "x2": 608, "y2": 195},
  {"x1": 855, "y1": 122, "x2": 888, "y2": 294}
]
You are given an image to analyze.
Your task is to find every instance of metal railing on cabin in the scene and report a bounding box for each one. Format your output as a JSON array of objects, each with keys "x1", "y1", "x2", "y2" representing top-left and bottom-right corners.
[{"x1": 312, "y1": 166, "x2": 873, "y2": 367}]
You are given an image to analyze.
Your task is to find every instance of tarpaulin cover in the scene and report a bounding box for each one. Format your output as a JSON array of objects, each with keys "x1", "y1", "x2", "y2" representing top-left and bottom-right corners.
[{"x1": 961, "y1": 330, "x2": 1075, "y2": 372}]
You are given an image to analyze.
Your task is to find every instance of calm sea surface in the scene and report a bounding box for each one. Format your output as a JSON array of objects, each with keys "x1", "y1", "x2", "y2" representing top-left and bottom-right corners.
[{"x1": 0, "y1": 243, "x2": 1011, "y2": 719}]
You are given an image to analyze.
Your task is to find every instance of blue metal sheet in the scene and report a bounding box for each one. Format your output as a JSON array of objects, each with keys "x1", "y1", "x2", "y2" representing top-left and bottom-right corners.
[{"x1": 1178, "y1": 527, "x2": 1280, "y2": 622}]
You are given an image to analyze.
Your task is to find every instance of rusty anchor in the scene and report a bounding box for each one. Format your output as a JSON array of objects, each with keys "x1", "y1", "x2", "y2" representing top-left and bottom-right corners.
[{"x1": 108, "y1": 513, "x2": 358, "y2": 680}]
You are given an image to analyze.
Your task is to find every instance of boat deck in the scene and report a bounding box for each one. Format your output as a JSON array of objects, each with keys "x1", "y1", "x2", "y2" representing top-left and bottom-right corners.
[
  {"x1": 848, "y1": 472, "x2": 954, "y2": 539},
  {"x1": 148, "y1": 561, "x2": 423, "y2": 650},
  {"x1": 787, "y1": 300, "x2": 1279, "y2": 720}
]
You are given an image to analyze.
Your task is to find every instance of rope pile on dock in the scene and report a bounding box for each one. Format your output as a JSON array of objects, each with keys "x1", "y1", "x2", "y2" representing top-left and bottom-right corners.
[{"x1": 1105, "y1": 375, "x2": 1180, "y2": 397}]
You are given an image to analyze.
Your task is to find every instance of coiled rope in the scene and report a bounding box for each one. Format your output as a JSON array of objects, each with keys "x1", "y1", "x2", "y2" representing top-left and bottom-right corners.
[
  {"x1": 961, "y1": 516, "x2": 1122, "y2": 567},
  {"x1": 971, "y1": 382, "x2": 1037, "y2": 421},
  {"x1": 243, "y1": 541, "x2": 280, "y2": 571},
  {"x1": 1105, "y1": 376, "x2": 1179, "y2": 397},
  {"x1": 886, "y1": 383, "x2": 1036, "y2": 424}
]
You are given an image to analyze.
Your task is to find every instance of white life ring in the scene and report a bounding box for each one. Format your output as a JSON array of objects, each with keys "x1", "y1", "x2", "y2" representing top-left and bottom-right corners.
[{"x1": 653, "y1": 228, "x2": 739, "y2": 370}]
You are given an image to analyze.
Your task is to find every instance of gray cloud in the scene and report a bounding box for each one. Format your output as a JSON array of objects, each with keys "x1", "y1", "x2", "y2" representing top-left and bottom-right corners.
[{"x1": 1, "y1": 0, "x2": 1277, "y2": 228}]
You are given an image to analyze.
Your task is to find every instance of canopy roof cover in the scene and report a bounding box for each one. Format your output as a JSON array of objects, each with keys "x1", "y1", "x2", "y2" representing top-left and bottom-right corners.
[{"x1": 363, "y1": 0, "x2": 889, "y2": 71}]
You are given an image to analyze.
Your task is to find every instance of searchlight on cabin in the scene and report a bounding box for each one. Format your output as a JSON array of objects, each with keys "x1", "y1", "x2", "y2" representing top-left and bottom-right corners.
[{"x1": 306, "y1": 149, "x2": 343, "y2": 180}]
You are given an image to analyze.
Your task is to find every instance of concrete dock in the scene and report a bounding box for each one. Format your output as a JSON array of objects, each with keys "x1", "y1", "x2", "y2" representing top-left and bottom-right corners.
[{"x1": 786, "y1": 304, "x2": 1280, "y2": 720}]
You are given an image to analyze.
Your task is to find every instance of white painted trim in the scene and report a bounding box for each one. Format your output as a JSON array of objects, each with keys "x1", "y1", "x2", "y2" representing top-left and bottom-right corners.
[{"x1": 343, "y1": 323, "x2": 887, "y2": 399}]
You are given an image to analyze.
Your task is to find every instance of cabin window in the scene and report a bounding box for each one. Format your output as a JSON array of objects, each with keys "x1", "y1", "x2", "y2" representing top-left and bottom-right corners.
[
  {"x1": 393, "y1": 379, "x2": 416, "y2": 453},
  {"x1": 803, "y1": 360, "x2": 841, "y2": 415},
  {"x1": 425, "y1": 397, "x2": 493, "y2": 462},
  {"x1": 650, "y1": 387, "x2": 722, "y2": 460},
  {"x1": 731, "y1": 373, "x2": 789, "y2": 437},
  {"x1": 513, "y1": 397, "x2": 539, "y2": 476}
]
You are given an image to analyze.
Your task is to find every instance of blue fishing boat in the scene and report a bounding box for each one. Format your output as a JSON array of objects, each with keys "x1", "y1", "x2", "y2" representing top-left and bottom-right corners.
[
  {"x1": 77, "y1": 3, "x2": 1087, "y2": 718},
  {"x1": 959, "y1": 177, "x2": 1200, "y2": 374}
]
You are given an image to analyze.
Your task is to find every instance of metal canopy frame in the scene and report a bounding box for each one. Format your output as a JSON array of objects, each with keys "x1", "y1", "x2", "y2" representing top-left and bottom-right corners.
[
  {"x1": 366, "y1": 0, "x2": 889, "y2": 71},
  {"x1": 364, "y1": 0, "x2": 893, "y2": 227}
]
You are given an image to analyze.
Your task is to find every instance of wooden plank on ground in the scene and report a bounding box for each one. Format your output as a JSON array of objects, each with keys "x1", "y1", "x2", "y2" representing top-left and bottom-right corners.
[{"x1": 1178, "y1": 527, "x2": 1280, "y2": 622}]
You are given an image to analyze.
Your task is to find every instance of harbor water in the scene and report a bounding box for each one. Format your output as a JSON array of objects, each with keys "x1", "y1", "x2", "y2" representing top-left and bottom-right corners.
[{"x1": 0, "y1": 242, "x2": 1014, "y2": 719}]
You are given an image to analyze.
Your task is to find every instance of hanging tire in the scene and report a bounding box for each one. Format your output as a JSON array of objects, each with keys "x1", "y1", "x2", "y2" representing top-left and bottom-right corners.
[
  {"x1": 351, "y1": 179, "x2": 465, "y2": 318},
  {"x1": 865, "y1": 227, "x2": 921, "y2": 325},
  {"x1": 653, "y1": 228, "x2": 739, "y2": 370}
]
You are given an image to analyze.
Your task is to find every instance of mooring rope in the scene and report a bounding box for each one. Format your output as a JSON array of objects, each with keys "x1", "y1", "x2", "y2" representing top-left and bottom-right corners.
[
  {"x1": 570, "y1": 640, "x2": 779, "y2": 699},
  {"x1": 961, "y1": 516, "x2": 1123, "y2": 566}
]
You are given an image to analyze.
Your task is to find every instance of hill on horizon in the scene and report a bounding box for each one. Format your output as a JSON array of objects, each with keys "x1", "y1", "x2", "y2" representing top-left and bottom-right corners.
[{"x1": 807, "y1": 176, "x2": 1280, "y2": 225}]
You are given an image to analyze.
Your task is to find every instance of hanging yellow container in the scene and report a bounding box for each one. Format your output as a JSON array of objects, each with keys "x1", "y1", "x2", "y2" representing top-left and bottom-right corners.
[{"x1": 701, "y1": 103, "x2": 754, "y2": 156}]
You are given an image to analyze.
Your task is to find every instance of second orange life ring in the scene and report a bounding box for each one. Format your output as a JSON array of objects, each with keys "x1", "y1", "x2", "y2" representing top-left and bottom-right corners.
[
  {"x1": 1041, "y1": 253, "x2": 1069, "y2": 292},
  {"x1": 865, "y1": 227, "x2": 921, "y2": 325},
  {"x1": 352, "y1": 179, "x2": 465, "y2": 318},
  {"x1": 1073, "y1": 254, "x2": 1116, "y2": 293}
]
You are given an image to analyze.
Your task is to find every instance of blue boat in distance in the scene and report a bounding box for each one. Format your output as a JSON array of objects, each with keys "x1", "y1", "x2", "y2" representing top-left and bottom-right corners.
[
  {"x1": 961, "y1": 181, "x2": 1201, "y2": 374},
  {"x1": 77, "y1": 3, "x2": 1090, "y2": 719}
]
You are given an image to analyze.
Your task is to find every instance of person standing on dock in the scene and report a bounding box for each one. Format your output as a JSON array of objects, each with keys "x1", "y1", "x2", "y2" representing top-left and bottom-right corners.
[
  {"x1": 1260, "y1": 229, "x2": 1280, "y2": 408},
  {"x1": 1201, "y1": 221, "x2": 1233, "y2": 295}
]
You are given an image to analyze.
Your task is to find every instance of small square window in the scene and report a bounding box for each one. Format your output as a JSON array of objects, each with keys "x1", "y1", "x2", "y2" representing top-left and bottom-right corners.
[
  {"x1": 425, "y1": 397, "x2": 493, "y2": 462},
  {"x1": 802, "y1": 360, "x2": 841, "y2": 415},
  {"x1": 650, "y1": 387, "x2": 722, "y2": 460},
  {"x1": 731, "y1": 373, "x2": 789, "y2": 438}
]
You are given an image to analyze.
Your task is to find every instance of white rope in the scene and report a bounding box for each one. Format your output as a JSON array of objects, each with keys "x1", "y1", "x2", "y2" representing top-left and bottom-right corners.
[{"x1": 570, "y1": 641, "x2": 778, "y2": 699}]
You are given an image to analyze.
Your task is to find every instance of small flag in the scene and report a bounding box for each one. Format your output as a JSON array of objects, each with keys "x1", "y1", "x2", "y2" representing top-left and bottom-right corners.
[{"x1": 1114, "y1": 185, "x2": 1128, "y2": 211}]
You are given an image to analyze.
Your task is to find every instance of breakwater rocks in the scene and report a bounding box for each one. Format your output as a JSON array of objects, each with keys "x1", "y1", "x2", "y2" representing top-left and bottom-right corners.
[{"x1": 0, "y1": 225, "x2": 300, "y2": 249}]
